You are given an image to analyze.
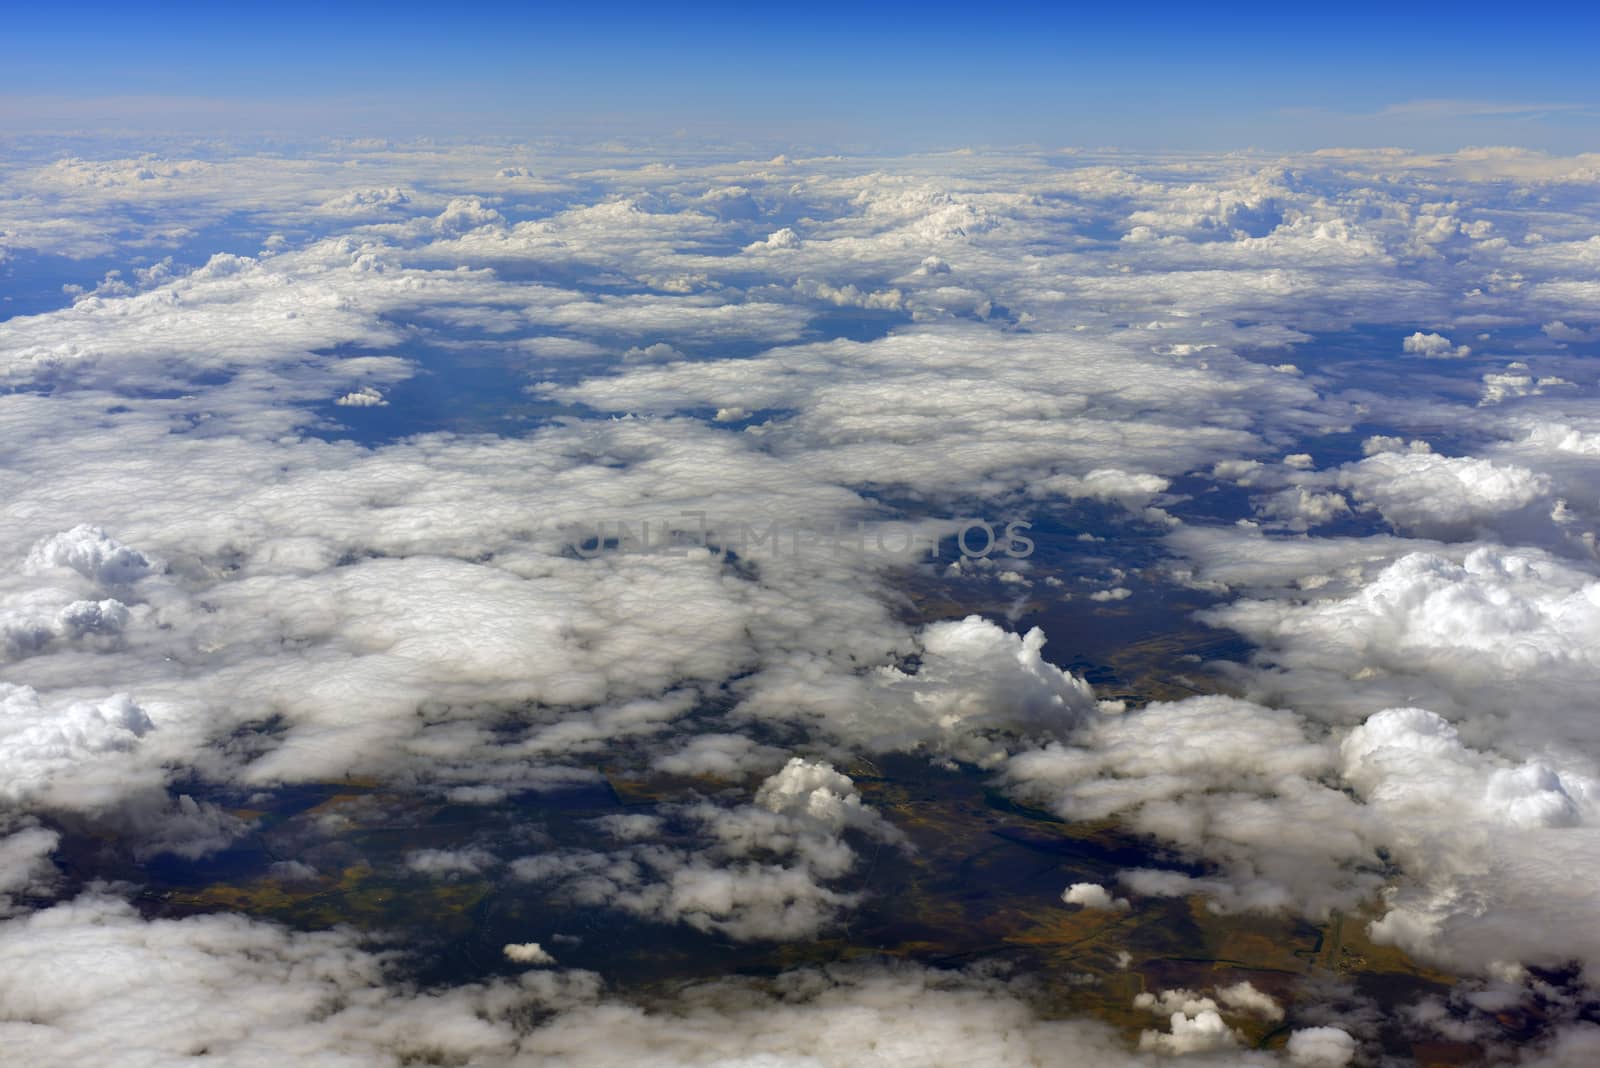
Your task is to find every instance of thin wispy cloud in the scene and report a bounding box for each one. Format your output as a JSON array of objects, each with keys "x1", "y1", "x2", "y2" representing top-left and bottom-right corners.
[{"x1": 1376, "y1": 97, "x2": 1592, "y2": 120}]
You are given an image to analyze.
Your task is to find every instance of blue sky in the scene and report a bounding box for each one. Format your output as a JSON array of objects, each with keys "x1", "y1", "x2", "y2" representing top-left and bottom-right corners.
[{"x1": 4, "y1": 2, "x2": 1597, "y2": 150}]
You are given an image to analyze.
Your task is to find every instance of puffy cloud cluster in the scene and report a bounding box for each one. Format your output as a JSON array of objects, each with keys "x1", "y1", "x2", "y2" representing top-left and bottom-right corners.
[
  {"x1": 25, "y1": 524, "x2": 154, "y2": 586},
  {"x1": 334, "y1": 385, "x2": 387, "y2": 407},
  {"x1": 1205, "y1": 546, "x2": 1600, "y2": 740},
  {"x1": 7, "y1": 136, "x2": 1600, "y2": 1061},
  {"x1": 0, "y1": 685, "x2": 157, "y2": 807},
  {"x1": 516, "y1": 960, "x2": 1286, "y2": 1067},
  {"x1": 1006, "y1": 695, "x2": 1379, "y2": 918},
  {"x1": 0, "y1": 871, "x2": 1417, "y2": 1068},
  {"x1": 512, "y1": 758, "x2": 905, "y2": 940},
  {"x1": 1335, "y1": 450, "x2": 1551, "y2": 538},
  {"x1": 1339, "y1": 706, "x2": 1600, "y2": 974},
  {"x1": 0, "y1": 885, "x2": 1338, "y2": 1068},
  {"x1": 406, "y1": 847, "x2": 500, "y2": 878},
  {"x1": 0, "y1": 409, "x2": 939, "y2": 809},
  {"x1": 1, "y1": 526, "x2": 152, "y2": 665},
  {"x1": 1155, "y1": 543, "x2": 1600, "y2": 977},
  {"x1": 740, "y1": 615, "x2": 1098, "y2": 763},
  {"x1": 1237, "y1": 439, "x2": 1561, "y2": 541},
  {"x1": 545, "y1": 323, "x2": 1320, "y2": 505},
  {"x1": 1001, "y1": 640, "x2": 1600, "y2": 977},
  {"x1": 1133, "y1": 982, "x2": 1284, "y2": 1055},
  {"x1": 1, "y1": 591, "x2": 132, "y2": 661},
  {"x1": 1402, "y1": 330, "x2": 1472, "y2": 358},
  {"x1": 0, "y1": 892, "x2": 593, "y2": 1067},
  {"x1": 0, "y1": 888, "x2": 1241, "y2": 1068}
]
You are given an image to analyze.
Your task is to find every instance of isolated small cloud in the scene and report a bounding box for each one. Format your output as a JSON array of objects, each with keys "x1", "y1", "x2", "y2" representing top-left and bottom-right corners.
[
  {"x1": 503, "y1": 942, "x2": 556, "y2": 965},
  {"x1": 1402, "y1": 331, "x2": 1472, "y2": 359},
  {"x1": 1061, "y1": 882, "x2": 1129, "y2": 910},
  {"x1": 334, "y1": 386, "x2": 387, "y2": 407},
  {"x1": 747, "y1": 227, "x2": 800, "y2": 250},
  {"x1": 1287, "y1": 1026, "x2": 1357, "y2": 1066}
]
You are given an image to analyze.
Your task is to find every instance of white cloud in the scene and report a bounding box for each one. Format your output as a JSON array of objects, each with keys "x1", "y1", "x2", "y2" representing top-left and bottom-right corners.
[
  {"x1": 1256, "y1": 485, "x2": 1351, "y2": 530},
  {"x1": 1287, "y1": 1026, "x2": 1357, "y2": 1067},
  {"x1": 512, "y1": 758, "x2": 905, "y2": 941},
  {"x1": 10, "y1": 139, "x2": 1600, "y2": 1058},
  {"x1": 0, "y1": 684, "x2": 158, "y2": 808},
  {"x1": 741, "y1": 615, "x2": 1097, "y2": 764},
  {"x1": 504, "y1": 942, "x2": 557, "y2": 965},
  {"x1": 1133, "y1": 989, "x2": 1239, "y2": 1054},
  {"x1": 651, "y1": 733, "x2": 788, "y2": 778},
  {"x1": 1005, "y1": 695, "x2": 1377, "y2": 919},
  {"x1": 1336, "y1": 450, "x2": 1550, "y2": 537},
  {"x1": 1203, "y1": 546, "x2": 1600, "y2": 738},
  {"x1": 25, "y1": 525, "x2": 154, "y2": 586},
  {"x1": 1338, "y1": 705, "x2": 1600, "y2": 973},
  {"x1": 406, "y1": 847, "x2": 499, "y2": 878},
  {"x1": 0, "y1": 822, "x2": 58, "y2": 917},
  {"x1": 1061, "y1": 882, "x2": 1129, "y2": 910},
  {"x1": 748, "y1": 226, "x2": 801, "y2": 250},
  {"x1": 334, "y1": 385, "x2": 387, "y2": 407},
  {"x1": 0, "y1": 889, "x2": 1290, "y2": 1068},
  {"x1": 1542, "y1": 320, "x2": 1597, "y2": 342},
  {"x1": 1217, "y1": 981, "x2": 1285, "y2": 1021},
  {"x1": 1171, "y1": 541, "x2": 1600, "y2": 972},
  {"x1": 0, "y1": 891, "x2": 590, "y2": 1067}
]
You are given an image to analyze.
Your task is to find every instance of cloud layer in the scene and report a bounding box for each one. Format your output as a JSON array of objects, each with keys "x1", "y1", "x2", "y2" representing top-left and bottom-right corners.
[{"x1": 5, "y1": 137, "x2": 1600, "y2": 1061}]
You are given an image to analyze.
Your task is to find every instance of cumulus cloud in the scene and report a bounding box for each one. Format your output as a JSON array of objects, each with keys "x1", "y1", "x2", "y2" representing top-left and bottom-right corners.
[
  {"x1": 1133, "y1": 989, "x2": 1240, "y2": 1054},
  {"x1": 1203, "y1": 546, "x2": 1600, "y2": 739},
  {"x1": 1287, "y1": 1026, "x2": 1357, "y2": 1067},
  {"x1": 334, "y1": 385, "x2": 387, "y2": 407},
  {"x1": 1541, "y1": 320, "x2": 1598, "y2": 343},
  {"x1": 25, "y1": 525, "x2": 154, "y2": 586},
  {"x1": 128, "y1": 793, "x2": 252, "y2": 860},
  {"x1": 518, "y1": 961, "x2": 1277, "y2": 1067},
  {"x1": 748, "y1": 226, "x2": 801, "y2": 250},
  {"x1": 741, "y1": 615, "x2": 1098, "y2": 763},
  {"x1": 0, "y1": 684, "x2": 158, "y2": 808},
  {"x1": 1161, "y1": 542, "x2": 1600, "y2": 973},
  {"x1": 1256, "y1": 485, "x2": 1351, "y2": 530},
  {"x1": 1131, "y1": 982, "x2": 1284, "y2": 1055},
  {"x1": 10, "y1": 137, "x2": 1600, "y2": 1060},
  {"x1": 1005, "y1": 695, "x2": 1379, "y2": 918},
  {"x1": 1218, "y1": 980, "x2": 1286, "y2": 1021},
  {"x1": 1336, "y1": 705, "x2": 1600, "y2": 973},
  {"x1": 1061, "y1": 882, "x2": 1129, "y2": 910},
  {"x1": 1402, "y1": 330, "x2": 1472, "y2": 358},
  {"x1": 318, "y1": 186, "x2": 412, "y2": 214},
  {"x1": 2, "y1": 592, "x2": 133, "y2": 661},
  {"x1": 1335, "y1": 449, "x2": 1551, "y2": 537},
  {"x1": 512, "y1": 758, "x2": 905, "y2": 941},
  {"x1": 504, "y1": 942, "x2": 557, "y2": 965},
  {"x1": 433, "y1": 196, "x2": 505, "y2": 234},
  {"x1": 0, "y1": 408, "x2": 946, "y2": 800}
]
